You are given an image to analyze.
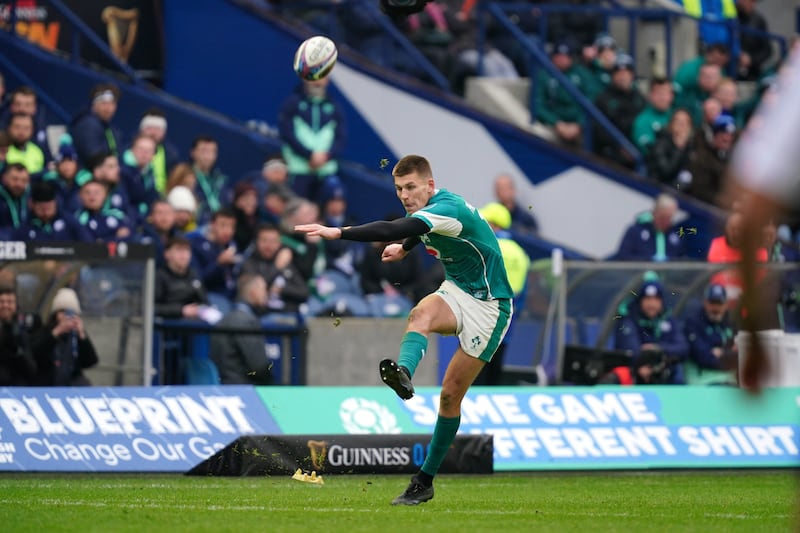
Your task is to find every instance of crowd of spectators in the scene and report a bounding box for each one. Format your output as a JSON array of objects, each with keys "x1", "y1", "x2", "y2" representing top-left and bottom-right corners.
[{"x1": 1, "y1": 0, "x2": 794, "y2": 388}]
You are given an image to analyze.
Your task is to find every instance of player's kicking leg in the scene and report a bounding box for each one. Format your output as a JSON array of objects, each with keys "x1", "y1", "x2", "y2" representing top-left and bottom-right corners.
[{"x1": 379, "y1": 293, "x2": 456, "y2": 400}]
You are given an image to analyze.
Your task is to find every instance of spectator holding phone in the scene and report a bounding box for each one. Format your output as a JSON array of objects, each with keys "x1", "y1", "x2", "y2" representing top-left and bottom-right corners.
[{"x1": 32, "y1": 288, "x2": 98, "y2": 386}]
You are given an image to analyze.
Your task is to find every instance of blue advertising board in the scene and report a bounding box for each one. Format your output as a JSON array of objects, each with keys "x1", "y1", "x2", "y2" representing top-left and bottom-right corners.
[{"x1": 0, "y1": 386, "x2": 278, "y2": 472}]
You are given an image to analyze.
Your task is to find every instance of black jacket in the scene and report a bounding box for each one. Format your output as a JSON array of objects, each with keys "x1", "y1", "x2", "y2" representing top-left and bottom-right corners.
[
  {"x1": 241, "y1": 251, "x2": 309, "y2": 313},
  {"x1": 210, "y1": 304, "x2": 272, "y2": 385},
  {"x1": 0, "y1": 314, "x2": 40, "y2": 386},
  {"x1": 593, "y1": 85, "x2": 646, "y2": 166},
  {"x1": 32, "y1": 316, "x2": 98, "y2": 386},
  {"x1": 646, "y1": 130, "x2": 694, "y2": 186},
  {"x1": 154, "y1": 265, "x2": 208, "y2": 318}
]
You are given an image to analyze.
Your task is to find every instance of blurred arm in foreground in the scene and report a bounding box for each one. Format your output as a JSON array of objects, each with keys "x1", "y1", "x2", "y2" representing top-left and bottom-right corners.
[{"x1": 726, "y1": 47, "x2": 800, "y2": 392}]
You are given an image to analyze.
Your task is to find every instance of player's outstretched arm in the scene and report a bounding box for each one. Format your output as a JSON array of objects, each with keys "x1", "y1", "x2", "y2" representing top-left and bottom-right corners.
[
  {"x1": 297, "y1": 217, "x2": 429, "y2": 243},
  {"x1": 294, "y1": 224, "x2": 342, "y2": 240}
]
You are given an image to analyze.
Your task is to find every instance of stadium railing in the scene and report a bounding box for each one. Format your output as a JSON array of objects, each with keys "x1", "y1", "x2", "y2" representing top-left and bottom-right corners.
[
  {"x1": 477, "y1": 2, "x2": 789, "y2": 175},
  {"x1": 153, "y1": 314, "x2": 307, "y2": 387},
  {"x1": 237, "y1": 0, "x2": 452, "y2": 91},
  {"x1": 529, "y1": 259, "x2": 800, "y2": 385},
  {"x1": 0, "y1": 242, "x2": 157, "y2": 387}
]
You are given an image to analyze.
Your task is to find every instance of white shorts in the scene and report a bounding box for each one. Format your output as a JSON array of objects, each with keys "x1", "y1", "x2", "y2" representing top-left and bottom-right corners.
[{"x1": 434, "y1": 279, "x2": 513, "y2": 362}]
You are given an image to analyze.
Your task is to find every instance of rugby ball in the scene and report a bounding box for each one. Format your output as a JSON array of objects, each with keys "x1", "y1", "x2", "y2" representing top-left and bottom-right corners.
[{"x1": 293, "y1": 36, "x2": 338, "y2": 81}]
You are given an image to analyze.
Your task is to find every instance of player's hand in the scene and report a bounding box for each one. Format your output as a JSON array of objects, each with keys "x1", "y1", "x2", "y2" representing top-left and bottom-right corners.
[
  {"x1": 294, "y1": 224, "x2": 342, "y2": 240},
  {"x1": 381, "y1": 243, "x2": 407, "y2": 262}
]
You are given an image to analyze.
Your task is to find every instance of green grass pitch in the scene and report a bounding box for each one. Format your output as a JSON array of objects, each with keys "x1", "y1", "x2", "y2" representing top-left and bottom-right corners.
[{"x1": 1, "y1": 471, "x2": 796, "y2": 532}]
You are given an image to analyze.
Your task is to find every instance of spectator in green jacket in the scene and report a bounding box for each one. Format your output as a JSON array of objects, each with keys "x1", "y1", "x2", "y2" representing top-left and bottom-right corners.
[
  {"x1": 674, "y1": 63, "x2": 722, "y2": 126},
  {"x1": 673, "y1": 43, "x2": 730, "y2": 96},
  {"x1": 534, "y1": 41, "x2": 591, "y2": 146},
  {"x1": 584, "y1": 34, "x2": 618, "y2": 100},
  {"x1": 632, "y1": 77, "x2": 675, "y2": 154}
]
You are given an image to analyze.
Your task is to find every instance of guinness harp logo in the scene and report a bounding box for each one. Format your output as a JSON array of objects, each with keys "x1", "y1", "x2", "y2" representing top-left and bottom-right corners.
[
  {"x1": 307, "y1": 440, "x2": 329, "y2": 471},
  {"x1": 101, "y1": 6, "x2": 139, "y2": 63}
]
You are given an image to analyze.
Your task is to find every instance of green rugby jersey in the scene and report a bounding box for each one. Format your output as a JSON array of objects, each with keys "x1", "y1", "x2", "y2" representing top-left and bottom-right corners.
[{"x1": 411, "y1": 189, "x2": 513, "y2": 301}]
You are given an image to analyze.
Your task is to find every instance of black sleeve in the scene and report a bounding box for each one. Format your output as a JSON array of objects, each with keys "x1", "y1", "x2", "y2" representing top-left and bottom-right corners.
[{"x1": 340, "y1": 217, "x2": 429, "y2": 243}]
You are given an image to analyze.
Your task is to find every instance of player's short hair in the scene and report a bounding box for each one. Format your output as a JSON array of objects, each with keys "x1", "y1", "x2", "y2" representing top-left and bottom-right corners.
[{"x1": 393, "y1": 155, "x2": 432, "y2": 179}]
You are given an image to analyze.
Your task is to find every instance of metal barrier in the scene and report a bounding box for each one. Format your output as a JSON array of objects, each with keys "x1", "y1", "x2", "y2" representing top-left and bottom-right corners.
[
  {"x1": 0, "y1": 242, "x2": 156, "y2": 387},
  {"x1": 153, "y1": 316, "x2": 307, "y2": 386},
  {"x1": 234, "y1": 0, "x2": 452, "y2": 91},
  {"x1": 547, "y1": 260, "x2": 800, "y2": 384}
]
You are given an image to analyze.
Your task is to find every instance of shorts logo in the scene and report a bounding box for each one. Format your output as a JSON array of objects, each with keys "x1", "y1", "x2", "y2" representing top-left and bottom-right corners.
[{"x1": 470, "y1": 336, "x2": 482, "y2": 350}]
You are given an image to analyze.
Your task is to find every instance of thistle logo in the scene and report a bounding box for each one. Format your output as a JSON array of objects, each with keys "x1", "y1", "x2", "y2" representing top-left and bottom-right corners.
[{"x1": 339, "y1": 398, "x2": 401, "y2": 434}]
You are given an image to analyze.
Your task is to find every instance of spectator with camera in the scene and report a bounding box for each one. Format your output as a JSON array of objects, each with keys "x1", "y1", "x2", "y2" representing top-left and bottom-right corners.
[
  {"x1": 614, "y1": 280, "x2": 689, "y2": 384},
  {"x1": 32, "y1": 288, "x2": 98, "y2": 387},
  {"x1": 598, "y1": 350, "x2": 672, "y2": 386},
  {"x1": 683, "y1": 283, "x2": 737, "y2": 385},
  {"x1": 0, "y1": 284, "x2": 39, "y2": 386}
]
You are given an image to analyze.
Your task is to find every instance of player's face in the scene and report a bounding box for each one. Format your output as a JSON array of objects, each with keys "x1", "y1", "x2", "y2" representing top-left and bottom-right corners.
[{"x1": 394, "y1": 171, "x2": 434, "y2": 215}]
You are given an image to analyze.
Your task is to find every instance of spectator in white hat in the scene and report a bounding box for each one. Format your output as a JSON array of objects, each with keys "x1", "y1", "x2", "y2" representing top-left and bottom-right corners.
[
  {"x1": 32, "y1": 288, "x2": 98, "y2": 386},
  {"x1": 168, "y1": 185, "x2": 198, "y2": 233}
]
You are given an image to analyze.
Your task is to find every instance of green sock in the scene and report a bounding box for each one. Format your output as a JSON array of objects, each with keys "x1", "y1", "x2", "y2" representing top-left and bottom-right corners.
[
  {"x1": 397, "y1": 331, "x2": 427, "y2": 378},
  {"x1": 421, "y1": 415, "x2": 461, "y2": 478}
]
